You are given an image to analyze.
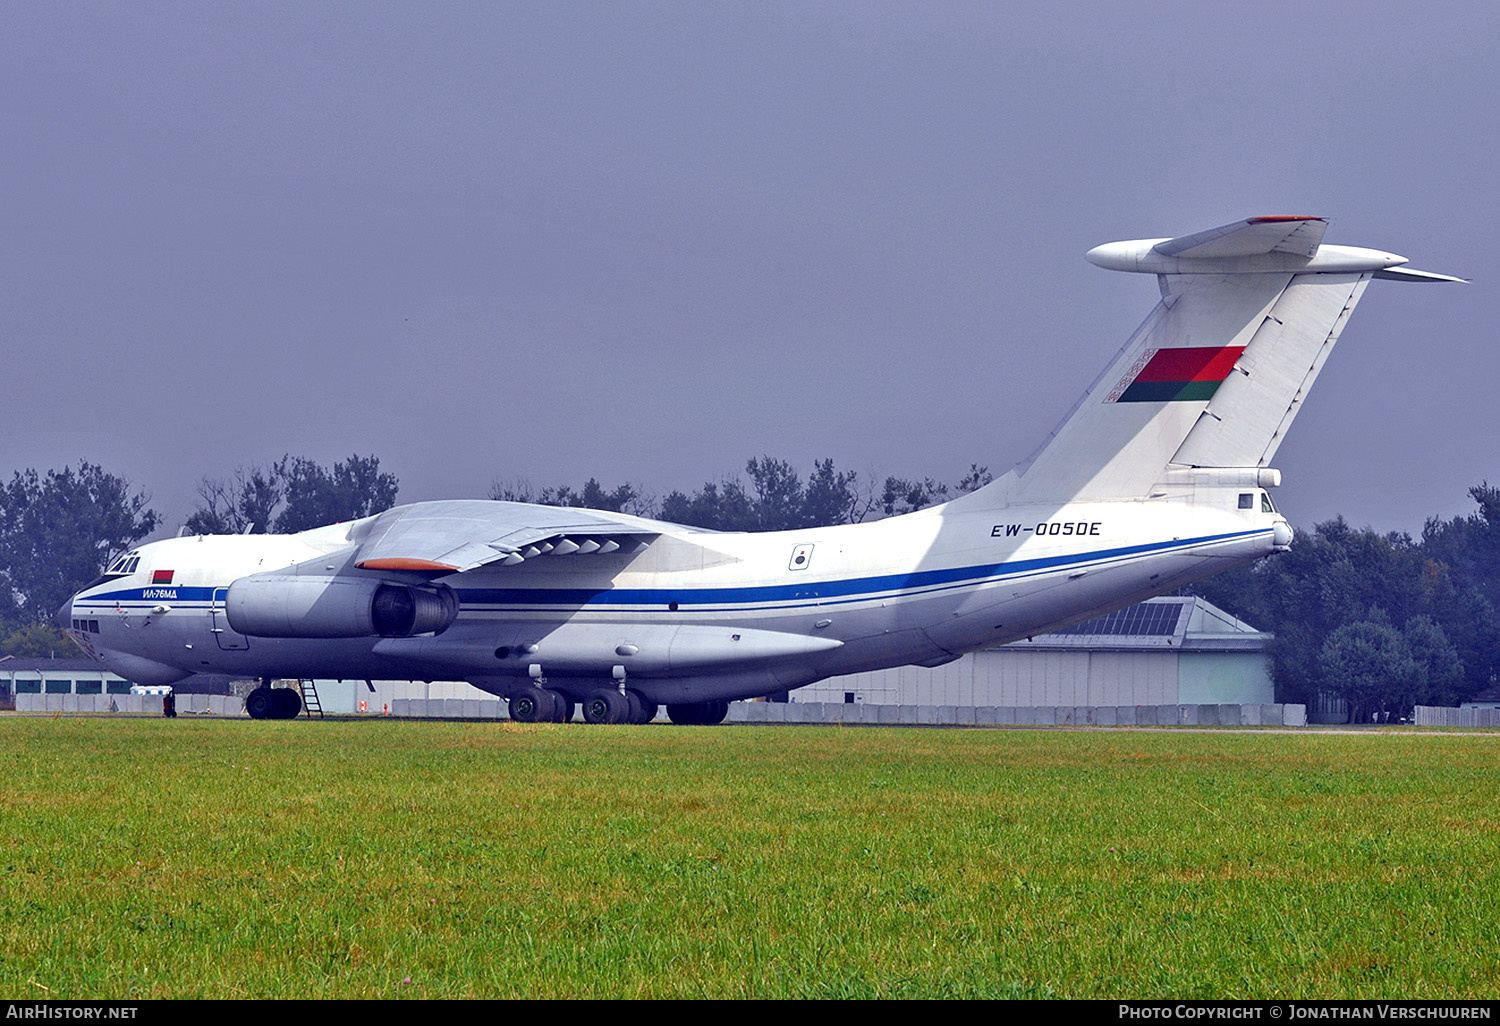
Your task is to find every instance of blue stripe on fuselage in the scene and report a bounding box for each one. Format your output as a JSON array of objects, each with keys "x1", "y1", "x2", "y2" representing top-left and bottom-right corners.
[
  {"x1": 71, "y1": 530, "x2": 1266, "y2": 612},
  {"x1": 455, "y1": 529, "x2": 1265, "y2": 609},
  {"x1": 75, "y1": 585, "x2": 219, "y2": 605}
]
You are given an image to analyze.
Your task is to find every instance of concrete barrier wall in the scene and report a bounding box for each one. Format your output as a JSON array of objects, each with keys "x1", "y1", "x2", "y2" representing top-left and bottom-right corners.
[
  {"x1": 390, "y1": 697, "x2": 506, "y2": 719},
  {"x1": 1414, "y1": 705, "x2": 1500, "y2": 727},
  {"x1": 13, "y1": 693, "x2": 1308, "y2": 727},
  {"x1": 16, "y1": 693, "x2": 248, "y2": 716},
  {"x1": 724, "y1": 702, "x2": 1306, "y2": 727}
]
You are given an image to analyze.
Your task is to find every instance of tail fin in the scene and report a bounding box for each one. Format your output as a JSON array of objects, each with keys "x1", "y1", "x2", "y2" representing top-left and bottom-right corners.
[{"x1": 955, "y1": 216, "x2": 1461, "y2": 509}]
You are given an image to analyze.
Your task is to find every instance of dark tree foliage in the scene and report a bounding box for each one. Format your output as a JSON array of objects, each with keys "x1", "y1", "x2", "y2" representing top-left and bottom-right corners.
[
  {"x1": 488, "y1": 479, "x2": 540, "y2": 504},
  {"x1": 1424, "y1": 484, "x2": 1500, "y2": 601},
  {"x1": 490, "y1": 478, "x2": 647, "y2": 516},
  {"x1": 186, "y1": 455, "x2": 399, "y2": 535},
  {"x1": 515, "y1": 457, "x2": 991, "y2": 531},
  {"x1": 803, "y1": 459, "x2": 864, "y2": 529},
  {"x1": 880, "y1": 475, "x2": 948, "y2": 518},
  {"x1": 661, "y1": 456, "x2": 869, "y2": 531},
  {"x1": 1190, "y1": 489, "x2": 1500, "y2": 718},
  {"x1": 1, "y1": 622, "x2": 73, "y2": 658},
  {"x1": 274, "y1": 454, "x2": 399, "y2": 533},
  {"x1": 1417, "y1": 483, "x2": 1500, "y2": 693},
  {"x1": 659, "y1": 479, "x2": 757, "y2": 531},
  {"x1": 0, "y1": 568, "x2": 19, "y2": 629},
  {"x1": 879, "y1": 463, "x2": 990, "y2": 518},
  {"x1": 745, "y1": 456, "x2": 807, "y2": 530},
  {"x1": 955, "y1": 463, "x2": 994, "y2": 494},
  {"x1": 1319, "y1": 618, "x2": 1422, "y2": 725},
  {"x1": 184, "y1": 464, "x2": 285, "y2": 535},
  {"x1": 579, "y1": 478, "x2": 639, "y2": 513},
  {"x1": 0, "y1": 462, "x2": 159, "y2": 626},
  {"x1": 1403, "y1": 614, "x2": 1467, "y2": 707}
]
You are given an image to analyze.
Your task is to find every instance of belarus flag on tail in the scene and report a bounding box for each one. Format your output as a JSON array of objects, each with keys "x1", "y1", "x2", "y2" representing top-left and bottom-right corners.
[{"x1": 1111, "y1": 345, "x2": 1244, "y2": 403}]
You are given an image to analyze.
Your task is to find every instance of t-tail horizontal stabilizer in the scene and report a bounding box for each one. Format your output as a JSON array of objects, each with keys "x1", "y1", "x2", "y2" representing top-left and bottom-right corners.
[
  {"x1": 954, "y1": 216, "x2": 1462, "y2": 509},
  {"x1": 1083, "y1": 215, "x2": 1463, "y2": 279}
]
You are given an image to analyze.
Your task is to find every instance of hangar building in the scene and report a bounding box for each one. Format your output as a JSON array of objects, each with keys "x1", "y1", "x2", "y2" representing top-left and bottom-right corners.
[{"x1": 793, "y1": 596, "x2": 1272, "y2": 709}]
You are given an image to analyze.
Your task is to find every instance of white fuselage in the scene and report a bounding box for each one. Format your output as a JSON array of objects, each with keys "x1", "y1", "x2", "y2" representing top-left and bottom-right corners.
[
  {"x1": 63, "y1": 489, "x2": 1288, "y2": 703},
  {"x1": 59, "y1": 215, "x2": 1450, "y2": 712}
]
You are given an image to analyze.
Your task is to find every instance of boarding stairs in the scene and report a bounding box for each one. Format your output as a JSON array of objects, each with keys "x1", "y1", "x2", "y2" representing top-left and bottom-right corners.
[{"x1": 296, "y1": 679, "x2": 324, "y2": 719}]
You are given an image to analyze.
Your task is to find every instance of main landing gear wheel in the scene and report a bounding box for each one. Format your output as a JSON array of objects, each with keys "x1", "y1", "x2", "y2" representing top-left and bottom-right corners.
[
  {"x1": 245, "y1": 686, "x2": 302, "y2": 720},
  {"x1": 275, "y1": 688, "x2": 303, "y2": 719},
  {"x1": 583, "y1": 688, "x2": 629, "y2": 724},
  {"x1": 509, "y1": 686, "x2": 556, "y2": 723},
  {"x1": 245, "y1": 686, "x2": 274, "y2": 720},
  {"x1": 666, "y1": 700, "x2": 729, "y2": 725},
  {"x1": 508, "y1": 687, "x2": 571, "y2": 723},
  {"x1": 625, "y1": 690, "x2": 658, "y2": 725}
]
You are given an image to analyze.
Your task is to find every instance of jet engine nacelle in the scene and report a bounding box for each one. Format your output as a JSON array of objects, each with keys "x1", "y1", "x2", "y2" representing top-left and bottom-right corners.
[{"x1": 225, "y1": 575, "x2": 459, "y2": 639}]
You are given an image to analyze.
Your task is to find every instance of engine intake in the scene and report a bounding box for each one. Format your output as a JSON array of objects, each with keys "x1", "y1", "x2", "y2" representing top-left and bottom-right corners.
[{"x1": 226, "y1": 575, "x2": 459, "y2": 638}]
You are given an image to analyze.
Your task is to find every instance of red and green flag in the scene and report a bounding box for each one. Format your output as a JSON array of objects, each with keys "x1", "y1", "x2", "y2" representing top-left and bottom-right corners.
[{"x1": 1114, "y1": 345, "x2": 1245, "y2": 403}]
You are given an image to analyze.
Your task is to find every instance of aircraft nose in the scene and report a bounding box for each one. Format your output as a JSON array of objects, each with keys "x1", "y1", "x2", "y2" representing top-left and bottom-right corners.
[
  {"x1": 55, "y1": 597, "x2": 73, "y2": 631},
  {"x1": 1272, "y1": 520, "x2": 1294, "y2": 549}
]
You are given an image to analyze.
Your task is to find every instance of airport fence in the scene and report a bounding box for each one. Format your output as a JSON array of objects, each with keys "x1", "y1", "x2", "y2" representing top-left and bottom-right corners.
[{"x1": 1413, "y1": 704, "x2": 1500, "y2": 727}]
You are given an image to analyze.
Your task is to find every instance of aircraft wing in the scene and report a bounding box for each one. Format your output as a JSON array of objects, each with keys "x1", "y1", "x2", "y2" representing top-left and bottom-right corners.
[{"x1": 348, "y1": 500, "x2": 658, "y2": 574}]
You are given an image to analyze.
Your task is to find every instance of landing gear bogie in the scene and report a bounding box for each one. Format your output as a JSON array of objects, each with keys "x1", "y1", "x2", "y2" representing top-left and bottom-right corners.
[
  {"x1": 505, "y1": 685, "x2": 724, "y2": 725},
  {"x1": 628, "y1": 691, "x2": 659, "y2": 724},
  {"x1": 583, "y1": 688, "x2": 629, "y2": 724},
  {"x1": 245, "y1": 685, "x2": 302, "y2": 720},
  {"x1": 666, "y1": 700, "x2": 729, "y2": 725},
  {"x1": 510, "y1": 685, "x2": 573, "y2": 723}
]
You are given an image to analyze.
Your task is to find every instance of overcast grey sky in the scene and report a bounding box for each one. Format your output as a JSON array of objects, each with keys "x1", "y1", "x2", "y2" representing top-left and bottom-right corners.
[{"x1": 2, "y1": 1, "x2": 1493, "y2": 535}]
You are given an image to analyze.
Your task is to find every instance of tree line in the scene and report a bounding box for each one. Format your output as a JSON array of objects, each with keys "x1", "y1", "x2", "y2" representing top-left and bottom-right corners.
[
  {"x1": 0, "y1": 454, "x2": 398, "y2": 655},
  {"x1": 185, "y1": 454, "x2": 398, "y2": 535},
  {"x1": 490, "y1": 459, "x2": 994, "y2": 532},
  {"x1": 1189, "y1": 485, "x2": 1500, "y2": 722}
]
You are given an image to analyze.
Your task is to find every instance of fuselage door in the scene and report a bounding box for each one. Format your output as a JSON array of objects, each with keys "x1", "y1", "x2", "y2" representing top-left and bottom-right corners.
[{"x1": 211, "y1": 587, "x2": 250, "y2": 650}]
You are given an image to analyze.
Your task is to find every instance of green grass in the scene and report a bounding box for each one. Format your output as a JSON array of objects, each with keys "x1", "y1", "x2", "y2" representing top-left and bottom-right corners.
[{"x1": 2, "y1": 718, "x2": 1498, "y2": 998}]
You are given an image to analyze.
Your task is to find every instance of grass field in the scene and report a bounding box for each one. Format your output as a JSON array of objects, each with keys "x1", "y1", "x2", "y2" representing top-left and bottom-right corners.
[{"x1": 2, "y1": 717, "x2": 1498, "y2": 999}]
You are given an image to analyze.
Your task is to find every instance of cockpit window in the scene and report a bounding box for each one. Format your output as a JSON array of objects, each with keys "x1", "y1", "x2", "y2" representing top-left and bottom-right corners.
[
  {"x1": 106, "y1": 552, "x2": 141, "y2": 575},
  {"x1": 1237, "y1": 493, "x2": 1254, "y2": 510},
  {"x1": 1261, "y1": 492, "x2": 1276, "y2": 514}
]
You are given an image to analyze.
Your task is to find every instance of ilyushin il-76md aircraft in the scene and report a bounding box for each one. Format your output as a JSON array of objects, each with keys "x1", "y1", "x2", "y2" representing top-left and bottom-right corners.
[{"x1": 61, "y1": 217, "x2": 1460, "y2": 724}]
